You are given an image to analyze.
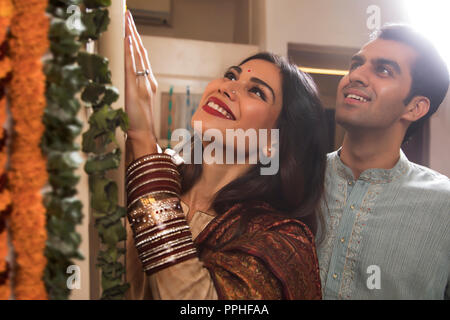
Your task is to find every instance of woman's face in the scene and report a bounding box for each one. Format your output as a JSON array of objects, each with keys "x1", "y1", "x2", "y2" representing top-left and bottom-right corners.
[{"x1": 192, "y1": 59, "x2": 283, "y2": 141}]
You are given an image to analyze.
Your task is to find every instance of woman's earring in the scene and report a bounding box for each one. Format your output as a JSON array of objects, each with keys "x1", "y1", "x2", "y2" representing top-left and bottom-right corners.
[{"x1": 262, "y1": 145, "x2": 272, "y2": 158}]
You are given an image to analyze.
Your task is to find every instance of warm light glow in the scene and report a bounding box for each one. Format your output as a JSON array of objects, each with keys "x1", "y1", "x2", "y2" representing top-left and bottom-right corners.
[
  {"x1": 403, "y1": 0, "x2": 450, "y2": 69},
  {"x1": 298, "y1": 67, "x2": 348, "y2": 76}
]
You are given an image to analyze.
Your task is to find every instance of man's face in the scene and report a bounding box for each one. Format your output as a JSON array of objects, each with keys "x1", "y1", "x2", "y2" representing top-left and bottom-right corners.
[{"x1": 336, "y1": 38, "x2": 417, "y2": 131}]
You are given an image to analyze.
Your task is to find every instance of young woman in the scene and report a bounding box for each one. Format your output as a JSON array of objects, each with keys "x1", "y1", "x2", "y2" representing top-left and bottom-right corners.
[{"x1": 124, "y1": 11, "x2": 327, "y2": 300}]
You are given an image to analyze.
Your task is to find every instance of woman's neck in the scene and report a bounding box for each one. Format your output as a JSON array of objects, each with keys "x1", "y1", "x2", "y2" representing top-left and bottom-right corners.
[{"x1": 181, "y1": 162, "x2": 251, "y2": 221}]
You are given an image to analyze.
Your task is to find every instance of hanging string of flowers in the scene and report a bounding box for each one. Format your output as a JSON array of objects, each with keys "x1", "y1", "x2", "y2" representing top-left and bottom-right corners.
[
  {"x1": 0, "y1": 0, "x2": 13, "y2": 300},
  {"x1": 7, "y1": 0, "x2": 49, "y2": 299},
  {"x1": 43, "y1": 0, "x2": 86, "y2": 300}
]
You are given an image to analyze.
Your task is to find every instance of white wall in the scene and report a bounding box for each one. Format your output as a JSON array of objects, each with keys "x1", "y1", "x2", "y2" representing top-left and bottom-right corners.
[
  {"x1": 136, "y1": 0, "x2": 248, "y2": 44},
  {"x1": 262, "y1": 0, "x2": 409, "y2": 56},
  {"x1": 430, "y1": 92, "x2": 450, "y2": 177}
]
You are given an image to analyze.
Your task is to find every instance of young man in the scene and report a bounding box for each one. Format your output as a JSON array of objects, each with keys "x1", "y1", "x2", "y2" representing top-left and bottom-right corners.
[{"x1": 317, "y1": 25, "x2": 450, "y2": 299}]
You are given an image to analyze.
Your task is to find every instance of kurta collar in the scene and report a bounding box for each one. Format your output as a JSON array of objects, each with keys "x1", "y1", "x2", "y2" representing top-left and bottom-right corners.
[{"x1": 330, "y1": 147, "x2": 410, "y2": 184}]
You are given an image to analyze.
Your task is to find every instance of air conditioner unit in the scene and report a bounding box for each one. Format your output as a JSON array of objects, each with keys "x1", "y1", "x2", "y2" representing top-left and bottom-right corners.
[{"x1": 127, "y1": 0, "x2": 172, "y2": 26}]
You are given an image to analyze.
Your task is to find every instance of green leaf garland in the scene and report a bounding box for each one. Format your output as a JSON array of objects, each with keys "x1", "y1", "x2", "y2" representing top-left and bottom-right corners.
[
  {"x1": 78, "y1": 0, "x2": 129, "y2": 300},
  {"x1": 44, "y1": 0, "x2": 129, "y2": 300},
  {"x1": 43, "y1": 0, "x2": 86, "y2": 300}
]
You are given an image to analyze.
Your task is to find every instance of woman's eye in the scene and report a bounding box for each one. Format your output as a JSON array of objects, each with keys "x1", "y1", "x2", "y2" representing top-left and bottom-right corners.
[
  {"x1": 224, "y1": 71, "x2": 237, "y2": 81},
  {"x1": 250, "y1": 87, "x2": 266, "y2": 101}
]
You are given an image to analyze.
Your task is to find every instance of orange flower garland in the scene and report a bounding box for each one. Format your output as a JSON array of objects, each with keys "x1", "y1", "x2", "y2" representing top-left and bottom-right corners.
[
  {"x1": 7, "y1": 0, "x2": 49, "y2": 299},
  {"x1": 0, "y1": 0, "x2": 13, "y2": 300}
]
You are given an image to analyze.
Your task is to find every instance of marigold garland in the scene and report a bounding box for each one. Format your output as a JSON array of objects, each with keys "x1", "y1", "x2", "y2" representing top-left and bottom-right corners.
[
  {"x1": 7, "y1": 0, "x2": 49, "y2": 299},
  {"x1": 0, "y1": 0, "x2": 13, "y2": 300}
]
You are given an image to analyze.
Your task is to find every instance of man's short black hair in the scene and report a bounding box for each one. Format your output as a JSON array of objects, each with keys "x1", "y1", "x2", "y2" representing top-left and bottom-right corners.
[{"x1": 375, "y1": 24, "x2": 449, "y2": 143}]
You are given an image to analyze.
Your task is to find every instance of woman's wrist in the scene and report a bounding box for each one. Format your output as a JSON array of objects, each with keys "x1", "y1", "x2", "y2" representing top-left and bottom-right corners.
[{"x1": 128, "y1": 133, "x2": 158, "y2": 159}]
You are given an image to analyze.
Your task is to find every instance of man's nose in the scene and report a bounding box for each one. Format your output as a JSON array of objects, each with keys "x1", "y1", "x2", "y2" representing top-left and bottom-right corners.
[{"x1": 348, "y1": 64, "x2": 369, "y2": 86}]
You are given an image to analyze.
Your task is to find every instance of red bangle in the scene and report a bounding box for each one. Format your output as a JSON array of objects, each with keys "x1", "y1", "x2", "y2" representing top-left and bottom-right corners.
[{"x1": 126, "y1": 153, "x2": 197, "y2": 275}]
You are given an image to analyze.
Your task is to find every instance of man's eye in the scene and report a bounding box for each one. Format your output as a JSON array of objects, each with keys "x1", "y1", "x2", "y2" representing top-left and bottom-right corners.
[
  {"x1": 376, "y1": 65, "x2": 392, "y2": 76},
  {"x1": 349, "y1": 62, "x2": 361, "y2": 70},
  {"x1": 224, "y1": 71, "x2": 237, "y2": 81}
]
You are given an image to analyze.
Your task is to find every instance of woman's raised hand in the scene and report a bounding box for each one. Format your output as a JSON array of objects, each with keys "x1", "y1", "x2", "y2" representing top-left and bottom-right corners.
[{"x1": 125, "y1": 10, "x2": 158, "y2": 157}]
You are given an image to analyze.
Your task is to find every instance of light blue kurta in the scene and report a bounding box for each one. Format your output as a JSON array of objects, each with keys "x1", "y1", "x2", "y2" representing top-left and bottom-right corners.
[{"x1": 318, "y1": 149, "x2": 450, "y2": 299}]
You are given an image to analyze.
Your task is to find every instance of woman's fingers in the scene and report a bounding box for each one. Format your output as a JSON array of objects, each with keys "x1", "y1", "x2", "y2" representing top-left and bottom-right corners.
[
  {"x1": 126, "y1": 11, "x2": 157, "y2": 93},
  {"x1": 126, "y1": 11, "x2": 146, "y2": 63},
  {"x1": 126, "y1": 16, "x2": 146, "y2": 76},
  {"x1": 126, "y1": 19, "x2": 151, "y2": 100},
  {"x1": 125, "y1": 35, "x2": 136, "y2": 74},
  {"x1": 124, "y1": 35, "x2": 137, "y2": 113}
]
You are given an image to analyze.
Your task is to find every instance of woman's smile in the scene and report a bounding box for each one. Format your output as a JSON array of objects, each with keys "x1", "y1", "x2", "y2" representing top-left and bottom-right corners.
[{"x1": 201, "y1": 96, "x2": 236, "y2": 120}]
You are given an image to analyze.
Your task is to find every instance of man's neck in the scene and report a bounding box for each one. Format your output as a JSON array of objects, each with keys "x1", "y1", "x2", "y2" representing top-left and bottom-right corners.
[{"x1": 340, "y1": 131, "x2": 402, "y2": 180}]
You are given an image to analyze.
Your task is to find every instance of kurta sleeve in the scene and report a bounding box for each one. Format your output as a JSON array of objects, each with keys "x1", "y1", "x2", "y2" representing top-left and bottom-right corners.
[{"x1": 126, "y1": 198, "x2": 219, "y2": 300}]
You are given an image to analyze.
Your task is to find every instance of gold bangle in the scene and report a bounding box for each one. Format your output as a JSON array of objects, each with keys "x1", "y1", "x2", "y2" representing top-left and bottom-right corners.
[
  {"x1": 134, "y1": 216, "x2": 185, "y2": 239},
  {"x1": 135, "y1": 224, "x2": 190, "y2": 248},
  {"x1": 143, "y1": 248, "x2": 198, "y2": 273},
  {"x1": 141, "y1": 238, "x2": 194, "y2": 264},
  {"x1": 139, "y1": 235, "x2": 193, "y2": 260},
  {"x1": 131, "y1": 194, "x2": 181, "y2": 215},
  {"x1": 129, "y1": 199, "x2": 184, "y2": 233},
  {"x1": 142, "y1": 242, "x2": 194, "y2": 264},
  {"x1": 127, "y1": 190, "x2": 179, "y2": 210}
]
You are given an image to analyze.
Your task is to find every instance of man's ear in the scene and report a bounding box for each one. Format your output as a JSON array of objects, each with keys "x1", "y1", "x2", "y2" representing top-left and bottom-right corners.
[{"x1": 402, "y1": 96, "x2": 430, "y2": 122}]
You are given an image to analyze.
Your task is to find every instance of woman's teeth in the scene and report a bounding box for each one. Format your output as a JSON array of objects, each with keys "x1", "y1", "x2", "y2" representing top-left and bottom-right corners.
[
  {"x1": 346, "y1": 93, "x2": 368, "y2": 102},
  {"x1": 207, "y1": 101, "x2": 233, "y2": 119}
]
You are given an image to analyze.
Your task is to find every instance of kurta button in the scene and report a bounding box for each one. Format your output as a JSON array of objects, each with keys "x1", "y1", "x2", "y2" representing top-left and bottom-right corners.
[
  {"x1": 340, "y1": 237, "x2": 345, "y2": 243},
  {"x1": 332, "y1": 273, "x2": 338, "y2": 279},
  {"x1": 350, "y1": 205, "x2": 355, "y2": 210},
  {"x1": 348, "y1": 181, "x2": 353, "y2": 185}
]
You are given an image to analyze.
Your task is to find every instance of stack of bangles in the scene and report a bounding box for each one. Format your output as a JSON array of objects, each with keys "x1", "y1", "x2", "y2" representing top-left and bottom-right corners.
[{"x1": 126, "y1": 153, "x2": 197, "y2": 275}]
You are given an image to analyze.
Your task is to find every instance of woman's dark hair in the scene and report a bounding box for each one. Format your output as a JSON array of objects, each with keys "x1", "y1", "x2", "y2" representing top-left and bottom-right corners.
[
  {"x1": 179, "y1": 52, "x2": 328, "y2": 237},
  {"x1": 375, "y1": 24, "x2": 449, "y2": 143}
]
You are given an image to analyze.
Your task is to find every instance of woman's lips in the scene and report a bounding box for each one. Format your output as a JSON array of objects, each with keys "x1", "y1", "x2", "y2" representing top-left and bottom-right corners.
[
  {"x1": 201, "y1": 96, "x2": 236, "y2": 120},
  {"x1": 202, "y1": 104, "x2": 232, "y2": 120}
]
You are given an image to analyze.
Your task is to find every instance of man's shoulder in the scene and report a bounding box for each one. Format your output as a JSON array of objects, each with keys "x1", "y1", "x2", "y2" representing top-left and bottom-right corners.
[
  {"x1": 325, "y1": 150, "x2": 338, "y2": 169},
  {"x1": 406, "y1": 161, "x2": 450, "y2": 193},
  {"x1": 326, "y1": 150, "x2": 338, "y2": 161}
]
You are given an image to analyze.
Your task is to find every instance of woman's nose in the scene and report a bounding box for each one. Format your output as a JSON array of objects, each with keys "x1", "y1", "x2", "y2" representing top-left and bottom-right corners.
[{"x1": 218, "y1": 82, "x2": 239, "y2": 100}]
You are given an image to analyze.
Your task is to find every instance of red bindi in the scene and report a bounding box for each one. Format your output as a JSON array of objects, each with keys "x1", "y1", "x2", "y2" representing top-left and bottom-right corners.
[{"x1": 247, "y1": 69, "x2": 251, "y2": 72}]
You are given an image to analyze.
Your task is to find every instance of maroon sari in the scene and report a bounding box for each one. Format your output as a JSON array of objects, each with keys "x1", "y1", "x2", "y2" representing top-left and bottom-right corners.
[{"x1": 195, "y1": 201, "x2": 322, "y2": 300}]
